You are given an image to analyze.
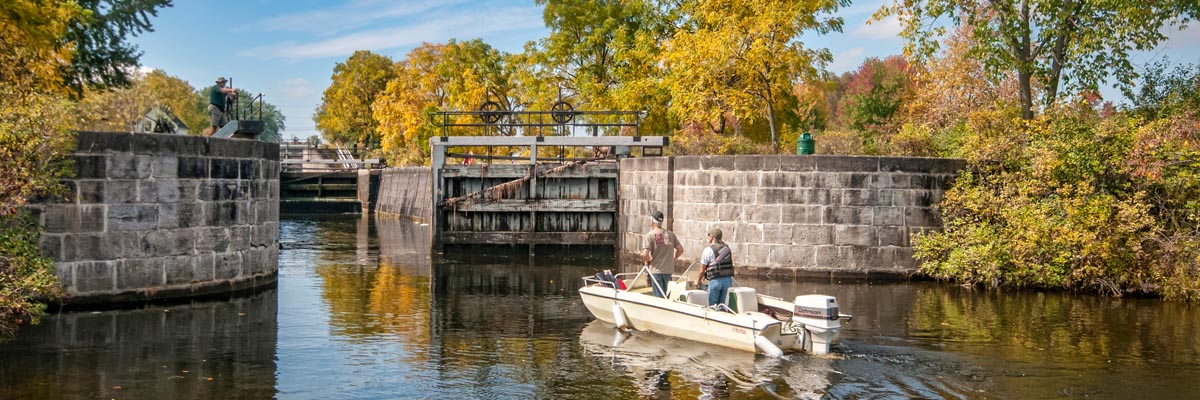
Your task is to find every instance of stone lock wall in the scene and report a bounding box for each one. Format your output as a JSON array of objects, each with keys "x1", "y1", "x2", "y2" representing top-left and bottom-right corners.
[
  {"x1": 619, "y1": 155, "x2": 966, "y2": 278},
  {"x1": 34, "y1": 131, "x2": 280, "y2": 304}
]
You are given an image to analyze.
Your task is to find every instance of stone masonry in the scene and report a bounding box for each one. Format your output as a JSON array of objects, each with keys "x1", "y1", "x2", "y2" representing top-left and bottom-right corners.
[
  {"x1": 34, "y1": 131, "x2": 280, "y2": 304},
  {"x1": 619, "y1": 155, "x2": 965, "y2": 279}
]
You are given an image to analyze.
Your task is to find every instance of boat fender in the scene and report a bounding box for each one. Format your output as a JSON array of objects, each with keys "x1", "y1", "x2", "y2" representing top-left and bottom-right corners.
[
  {"x1": 612, "y1": 303, "x2": 630, "y2": 330},
  {"x1": 755, "y1": 335, "x2": 784, "y2": 358}
]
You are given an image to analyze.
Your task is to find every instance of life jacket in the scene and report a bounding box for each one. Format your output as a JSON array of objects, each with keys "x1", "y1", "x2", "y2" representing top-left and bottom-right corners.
[{"x1": 704, "y1": 243, "x2": 734, "y2": 279}]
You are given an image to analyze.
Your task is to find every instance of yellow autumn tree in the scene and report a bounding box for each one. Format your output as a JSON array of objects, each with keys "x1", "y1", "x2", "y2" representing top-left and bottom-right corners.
[
  {"x1": 374, "y1": 40, "x2": 515, "y2": 165},
  {"x1": 315, "y1": 50, "x2": 397, "y2": 148},
  {"x1": 76, "y1": 69, "x2": 209, "y2": 133},
  {"x1": 663, "y1": 0, "x2": 845, "y2": 145}
]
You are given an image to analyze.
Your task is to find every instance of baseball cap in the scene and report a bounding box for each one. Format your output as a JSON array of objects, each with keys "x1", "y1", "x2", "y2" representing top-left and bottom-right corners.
[
  {"x1": 650, "y1": 210, "x2": 664, "y2": 223},
  {"x1": 708, "y1": 228, "x2": 723, "y2": 240}
]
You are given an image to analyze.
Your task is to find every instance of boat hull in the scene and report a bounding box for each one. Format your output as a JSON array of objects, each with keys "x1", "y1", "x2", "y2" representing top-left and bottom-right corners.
[{"x1": 579, "y1": 285, "x2": 796, "y2": 354}]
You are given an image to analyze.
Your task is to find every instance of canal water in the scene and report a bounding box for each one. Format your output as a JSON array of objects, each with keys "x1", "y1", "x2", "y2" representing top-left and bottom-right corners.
[{"x1": 0, "y1": 214, "x2": 1197, "y2": 399}]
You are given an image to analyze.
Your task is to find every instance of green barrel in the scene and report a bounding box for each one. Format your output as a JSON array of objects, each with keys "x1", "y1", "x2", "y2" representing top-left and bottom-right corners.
[{"x1": 797, "y1": 132, "x2": 815, "y2": 155}]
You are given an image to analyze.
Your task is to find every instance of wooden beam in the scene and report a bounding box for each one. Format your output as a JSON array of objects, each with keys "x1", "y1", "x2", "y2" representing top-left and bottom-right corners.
[
  {"x1": 429, "y1": 136, "x2": 667, "y2": 147},
  {"x1": 440, "y1": 231, "x2": 617, "y2": 245},
  {"x1": 444, "y1": 198, "x2": 616, "y2": 212}
]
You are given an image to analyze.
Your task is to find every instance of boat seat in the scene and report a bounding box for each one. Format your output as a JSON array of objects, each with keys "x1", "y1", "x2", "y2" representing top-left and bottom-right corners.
[
  {"x1": 728, "y1": 287, "x2": 758, "y2": 314},
  {"x1": 677, "y1": 290, "x2": 709, "y2": 307}
]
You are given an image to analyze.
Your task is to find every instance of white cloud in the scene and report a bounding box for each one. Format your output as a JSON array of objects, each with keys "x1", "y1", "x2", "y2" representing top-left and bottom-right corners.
[
  {"x1": 242, "y1": 8, "x2": 544, "y2": 60},
  {"x1": 829, "y1": 47, "x2": 866, "y2": 73},
  {"x1": 259, "y1": 0, "x2": 465, "y2": 35},
  {"x1": 852, "y1": 15, "x2": 903, "y2": 40},
  {"x1": 281, "y1": 78, "x2": 312, "y2": 99}
]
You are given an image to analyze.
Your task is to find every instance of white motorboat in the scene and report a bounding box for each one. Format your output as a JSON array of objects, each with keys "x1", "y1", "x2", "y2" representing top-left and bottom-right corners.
[{"x1": 578, "y1": 267, "x2": 851, "y2": 356}]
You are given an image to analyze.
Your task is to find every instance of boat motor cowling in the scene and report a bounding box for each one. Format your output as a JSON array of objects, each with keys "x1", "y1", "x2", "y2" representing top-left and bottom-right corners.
[{"x1": 793, "y1": 295, "x2": 841, "y2": 330}]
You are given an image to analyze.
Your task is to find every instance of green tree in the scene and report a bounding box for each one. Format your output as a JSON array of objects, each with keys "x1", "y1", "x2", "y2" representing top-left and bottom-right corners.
[
  {"x1": 1125, "y1": 58, "x2": 1200, "y2": 121},
  {"x1": 62, "y1": 0, "x2": 173, "y2": 96},
  {"x1": 664, "y1": 0, "x2": 846, "y2": 145},
  {"x1": 0, "y1": 87, "x2": 74, "y2": 337},
  {"x1": 533, "y1": 0, "x2": 675, "y2": 134},
  {"x1": 315, "y1": 50, "x2": 396, "y2": 148},
  {"x1": 834, "y1": 56, "x2": 913, "y2": 152},
  {"x1": 878, "y1": 0, "x2": 1200, "y2": 119}
]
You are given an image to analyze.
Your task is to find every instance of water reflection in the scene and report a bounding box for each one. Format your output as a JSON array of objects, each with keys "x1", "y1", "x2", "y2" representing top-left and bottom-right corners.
[
  {"x1": 2, "y1": 214, "x2": 1198, "y2": 399},
  {"x1": 0, "y1": 290, "x2": 278, "y2": 399}
]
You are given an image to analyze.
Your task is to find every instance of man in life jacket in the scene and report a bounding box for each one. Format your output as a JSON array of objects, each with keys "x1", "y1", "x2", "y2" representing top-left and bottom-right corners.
[{"x1": 695, "y1": 228, "x2": 734, "y2": 306}]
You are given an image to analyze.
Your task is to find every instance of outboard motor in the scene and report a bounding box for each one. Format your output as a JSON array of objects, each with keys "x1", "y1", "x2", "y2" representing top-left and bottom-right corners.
[{"x1": 793, "y1": 295, "x2": 842, "y2": 354}]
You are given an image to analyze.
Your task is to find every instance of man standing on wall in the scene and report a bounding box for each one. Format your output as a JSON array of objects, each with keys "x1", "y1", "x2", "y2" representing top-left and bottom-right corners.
[
  {"x1": 642, "y1": 210, "x2": 683, "y2": 298},
  {"x1": 207, "y1": 77, "x2": 236, "y2": 135},
  {"x1": 696, "y1": 228, "x2": 734, "y2": 307}
]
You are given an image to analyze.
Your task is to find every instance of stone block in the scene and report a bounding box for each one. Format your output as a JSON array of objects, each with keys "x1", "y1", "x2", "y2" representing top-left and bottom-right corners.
[
  {"x1": 104, "y1": 180, "x2": 137, "y2": 204},
  {"x1": 757, "y1": 188, "x2": 805, "y2": 204},
  {"x1": 714, "y1": 187, "x2": 748, "y2": 203},
  {"x1": 141, "y1": 229, "x2": 193, "y2": 256},
  {"x1": 825, "y1": 206, "x2": 872, "y2": 225},
  {"x1": 138, "y1": 180, "x2": 180, "y2": 203},
  {"x1": 733, "y1": 224, "x2": 763, "y2": 242},
  {"x1": 909, "y1": 175, "x2": 935, "y2": 190},
  {"x1": 745, "y1": 205, "x2": 781, "y2": 224},
  {"x1": 814, "y1": 246, "x2": 849, "y2": 269},
  {"x1": 262, "y1": 141, "x2": 281, "y2": 161},
  {"x1": 712, "y1": 172, "x2": 747, "y2": 187},
  {"x1": 816, "y1": 156, "x2": 878, "y2": 172},
  {"x1": 177, "y1": 157, "x2": 208, "y2": 178},
  {"x1": 230, "y1": 226, "x2": 251, "y2": 251},
  {"x1": 55, "y1": 263, "x2": 73, "y2": 290},
  {"x1": 240, "y1": 159, "x2": 261, "y2": 181},
  {"x1": 131, "y1": 132, "x2": 180, "y2": 154},
  {"x1": 834, "y1": 225, "x2": 876, "y2": 246},
  {"x1": 79, "y1": 205, "x2": 105, "y2": 232},
  {"x1": 779, "y1": 156, "x2": 817, "y2": 172},
  {"x1": 74, "y1": 261, "x2": 115, "y2": 292},
  {"x1": 740, "y1": 243, "x2": 771, "y2": 266},
  {"x1": 39, "y1": 235, "x2": 63, "y2": 261},
  {"x1": 893, "y1": 189, "x2": 933, "y2": 207},
  {"x1": 734, "y1": 155, "x2": 779, "y2": 172},
  {"x1": 41, "y1": 205, "x2": 79, "y2": 233},
  {"x1": 777, "y1": 245, "x2": 816, "y2": 267},
  {"x1": 674, "y1": 156, "x2": 701, "y2": 171},
  {"x1": 210, "y1": 138, "x2": 254, "y2": 159},
  {"x1": 870, "y1": 173, "x2": 910, "y2": 189},
  {"x1": 210, "y1": 158, "x2": 240, "y2": 179},
  {"x1": 215, "y1": 252, "x2": 242, "y2": 279},
  {"x1": 762, "y1": 225, "x2": 792, "y2": 244},
  {"x1": 108, "y1": 204, "x2": 158, "y2": 231},
  {"x1": 791, "y1": 224, "x2": 833, "y2": 245},
  {"x1": 193, "y1": 253, "x2": 215, "y2": 282},
  {"x1": 116, "y1": 258, "x2": 163, "y2": 289},
  {"x1": 78, "y1": 181, "x2": 104, "y2": 204},
  {"x1": 841, "y1": 189, "x2": 889, "y2": 206},
  {"x1": 895, "y1": 247, "x2": 917, "y2": 270},
  {"x1": 816, "y1": 173, "x2": 848, "y2": 188},
  {"x1": 197, "y1": 227, "x2": 231, "y2": 253},
  {"x1": 905, "y1": 207, "x2": 940, "y2": 227},
  {"x1": 113, "y1": 232, "x2": 144, "y2": 259},
  {"x1": 74, "y1": 155, "x2": 107, "y2": 178},
  {"x1": 76, "y1": 131, "x2": 131, "y2": 153},
  {"x1": 172, "y1": 203, "x2": 203, "y2": 228},
  {"x1": 63, "y1": 233, "x2": 115, "y2": 261},
  {"x1": 873, "y1": 206, "x2": 906, "y2": 226},
  {"x1": 700, "y1": 156, "x2": 734, "y2": 171},
  {"x1": 150, "y1": 155, "x2": 178, "y2": 179},
  {"x1": 877, "y1": 226, "x2": 909, "y2": 246},
  {"x1": 107, "y1": 153, "x2": 151, "y2": 179},
  {"x1": 781, "y1": 205, "x2": 823, "y2": 224},
  {"x1": 718, "y1": 203, "x2": 743, "y2": 221},
  {"x1": 164, "y1": 255, "x2": 195, "y2": 285},
  {"x1": 802, "y1": 188, "x2": 831, "y2": 204}
]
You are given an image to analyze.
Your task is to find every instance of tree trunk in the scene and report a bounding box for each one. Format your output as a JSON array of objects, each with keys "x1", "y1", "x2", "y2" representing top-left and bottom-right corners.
[{"x1": 1017, "y1": 1, "x2": 1034, "y2": 119}]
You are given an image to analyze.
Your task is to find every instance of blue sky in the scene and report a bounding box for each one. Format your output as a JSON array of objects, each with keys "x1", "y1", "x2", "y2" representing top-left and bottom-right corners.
[{"x1": 131, "y1": 0, "x2": 1200, "y2": 141}]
